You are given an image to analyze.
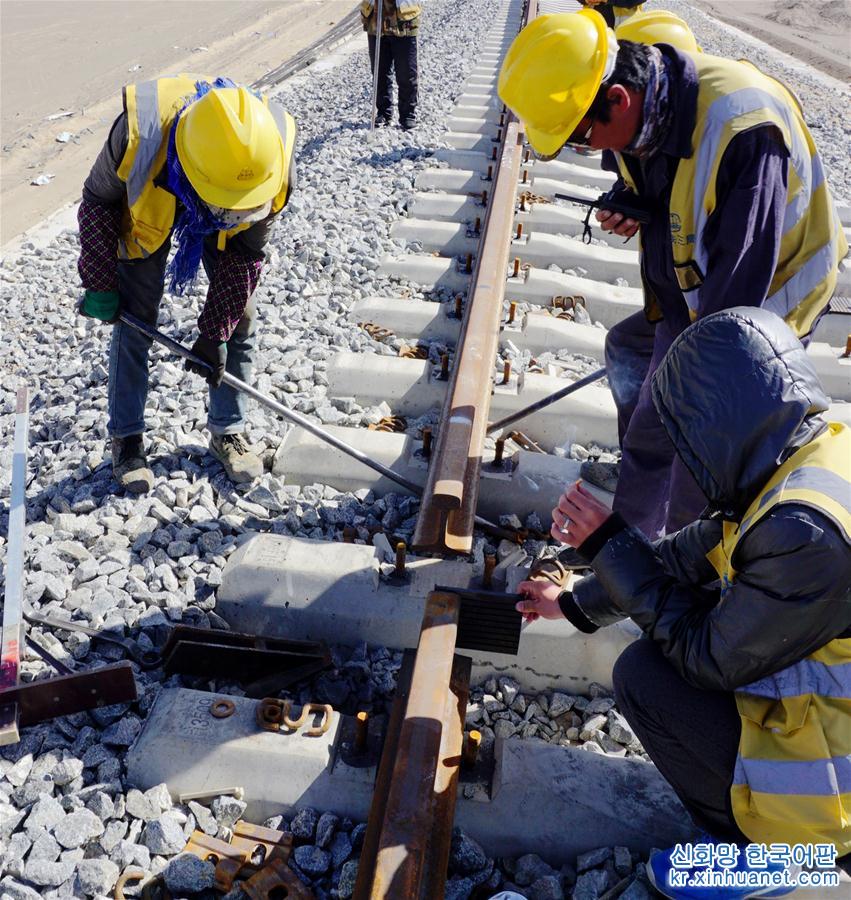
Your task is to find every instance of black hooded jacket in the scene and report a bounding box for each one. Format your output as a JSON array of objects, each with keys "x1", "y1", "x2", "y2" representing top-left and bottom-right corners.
[{"x1": 569, "y1": 308, "x2": 851, "y2": 691}]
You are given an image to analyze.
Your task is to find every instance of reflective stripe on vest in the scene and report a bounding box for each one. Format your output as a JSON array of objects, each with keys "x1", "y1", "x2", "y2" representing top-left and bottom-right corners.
[
  {"x1": 614, "y1": 54, "x2": 848, "y2": 338},
  {"x1": 117, "y1": 76, "x2": 295, "y2": 261},
  {"x1": 706, "y1": 423, "x2": 851, "y2": 852}
]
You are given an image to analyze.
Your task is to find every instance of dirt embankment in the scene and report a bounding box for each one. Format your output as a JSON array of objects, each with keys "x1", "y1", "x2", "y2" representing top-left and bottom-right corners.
[
  {"x1": 690, "y1": 0, "x2": 851, "y2": 83},
  {"x1": 0, "y1": 0, "x2": 358, "y2": 245}
]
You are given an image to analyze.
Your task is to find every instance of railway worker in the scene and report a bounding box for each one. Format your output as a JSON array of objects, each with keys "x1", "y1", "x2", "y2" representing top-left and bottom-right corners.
[
  {"x1": 516, "y1": 308, "x2": 851, "y2": 898},
  {"x1": 614, "y1": 8, "x2": 701, "y2": 54},
  {"x1": 77, "y1": 76, "x2": 297, "y2": 494},
  {"x1": 498, "y1": 10, "x2": 848, "y2": 540},
  {"x1": 361, "y1": 0, "x2": 421, "y2": 129}
]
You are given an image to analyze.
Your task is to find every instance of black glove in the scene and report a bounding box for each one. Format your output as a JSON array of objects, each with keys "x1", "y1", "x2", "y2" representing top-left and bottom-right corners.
[{"x1": 185, "y1": 335, "x2": 227, "y2": 387}]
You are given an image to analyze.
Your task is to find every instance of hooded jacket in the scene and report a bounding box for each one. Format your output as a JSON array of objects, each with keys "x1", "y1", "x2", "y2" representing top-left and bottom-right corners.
[{"x1": 569, "y1": 307, "x2": 851, "y2": 691}]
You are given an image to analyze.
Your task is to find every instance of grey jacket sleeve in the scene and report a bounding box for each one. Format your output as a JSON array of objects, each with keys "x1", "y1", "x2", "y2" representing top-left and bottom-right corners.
[
  {"x1": 587, "y1": 505, "x2": 851, "y2": 690},
  {"x1": 82, "y1": 114, "x2": 128, "y2": 206}
]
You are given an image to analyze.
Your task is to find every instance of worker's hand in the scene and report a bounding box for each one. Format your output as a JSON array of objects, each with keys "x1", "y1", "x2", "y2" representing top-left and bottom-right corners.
[
  {"x1": 596, "y1": 209, "x2": 640, "y2": 238},
  {"x1": 186, "y1": 335, "x2": 227, "y2": 387},
  {"x1": 551, "y1": 480, "x2": 613, "y2": 548},
  {"x1": 515, "y1": 578, "x2": 566, "y2": 622},
  {"x1": 78, "y1": 290, "x2": 121, "y2": 324}
]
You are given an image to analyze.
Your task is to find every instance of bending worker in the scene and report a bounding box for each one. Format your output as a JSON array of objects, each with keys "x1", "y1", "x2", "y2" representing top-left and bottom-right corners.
[
  {"x1": 517, "y1": 308, "x2": 851, "y2": 898},
  {"x1": 579, "y1": 0, "x2": 644, "y2": 30},
  {"x1": 498, "y1": 10, "x2": 848, "y2": 539},
  {"x1": 77, "y1": 76, "x2": 296, "y2": 493}
]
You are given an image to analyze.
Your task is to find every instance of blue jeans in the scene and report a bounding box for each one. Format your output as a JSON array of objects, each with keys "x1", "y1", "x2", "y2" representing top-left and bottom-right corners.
[{"x1": 108, "y1": 236, "x2": 257, "y2": 438}]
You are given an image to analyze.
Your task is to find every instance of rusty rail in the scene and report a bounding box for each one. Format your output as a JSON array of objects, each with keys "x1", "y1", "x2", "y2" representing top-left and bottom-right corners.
[
  {"x1": 353, "y1": 592, "x2": 471, "y2": 899},
  {"x1": 413, "y1": 0, "x2": 537, "y2": 554}
]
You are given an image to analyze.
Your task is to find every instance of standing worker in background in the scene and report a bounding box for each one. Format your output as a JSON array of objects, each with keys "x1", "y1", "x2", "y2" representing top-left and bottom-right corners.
[
  {"x1": 517, "y1": 308, "x2": 851, "y2": 898},
  {"x1": 361, "y1": 0, "x2": 421, "y2": 129},
  {"x1": 498, "y1": 10, "x2": 847, "y2": 540},
  {"x1": 579, "y1": 0, "x2": 644, "y2": 29},
  {"x1": 77, "y1": 76, "x2": 297, "y2": 494}
]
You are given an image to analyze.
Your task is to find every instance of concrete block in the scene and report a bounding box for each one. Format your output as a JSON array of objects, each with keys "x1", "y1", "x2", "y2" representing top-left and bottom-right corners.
[
  {"x1": 507, "y1": 267, "x2": 643, "y2": 329},
  {"x1": 447, "y1": 116, "x2": 498, "y2": 135},
  {"x1": 806, "y1": 342, "x2": 851, "y2": 400},
  {"x1": 272, "y1": 421, "x2": 613, "y2": 526},
  {"x1": 391, "y1": 218, "x2": 477, "y2": 256},
  {"x1": 379, "y1": 253, "x2": 470, "y2": 291},
  {"x1": 516, "y1": 203, "x2": 633, "y2": 248},
  {"x1": 350, "y1": 296, "x2": 461, "y2": 344},
  {"x1": 526, "y1": 158, "x2": 614, "y2": 190},
  {"x1": 456, "y1": 739, "x2": 695, "y2": 860},
  {"x1": 446, "y1": 132, "x2": 499, "y2": 153},
  {"x1": 325, "y1": 353, "x2": 618, "y2": 450},
  {"x1": 508, "y1": 310, "x2": 606, "y2": 362},
  {"x1": 415, "y1": 168, "x2": 485, "y2": 193},
  {"x1": 433, "y1": 147, "x2": 490, "y2": 172},
  {"x1": 530, "y1": 178, "x2": 608, "y2": 202},
  {"x1": 126, "y1": 689, "x2": 376, "y2": 824},
  {"x1": 514, "y1": 233, "x2": 640, "y2": 285},
  {"x1": 411, "y1": 190, "x2": 484, "y2": 222},
  {"x1": 216, "y1": 534, "x2": 637, "y2": 692},
  {"x1": 128, "y1": 689, "x2": 691, "y2": 861},
  {"x1": 812, "y1": 312, "x2": 851, "y2": 348}
]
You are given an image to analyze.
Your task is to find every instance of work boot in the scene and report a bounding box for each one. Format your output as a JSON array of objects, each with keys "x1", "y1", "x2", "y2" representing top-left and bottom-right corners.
[
  {"x1": 111, "y1": 435, "x2": 153, "y2": 494},
  {"x1": 208, "y1": 433, "x2": 263, "y2": 484}
]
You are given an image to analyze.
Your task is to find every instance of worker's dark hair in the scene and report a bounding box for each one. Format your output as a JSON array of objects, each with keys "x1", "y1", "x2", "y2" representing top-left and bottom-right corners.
[{"x1": 587, "y1": 40, "x2": 653, "y2": 124}]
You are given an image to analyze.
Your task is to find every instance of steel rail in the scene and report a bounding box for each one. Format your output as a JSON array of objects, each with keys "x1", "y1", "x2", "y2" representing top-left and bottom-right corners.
[
  {"x1": 413, "y1": 0, "x2": 538, "y2": 554},
  {"x1": 353, "y1": 592, "x2": 471, "y2": 899}
]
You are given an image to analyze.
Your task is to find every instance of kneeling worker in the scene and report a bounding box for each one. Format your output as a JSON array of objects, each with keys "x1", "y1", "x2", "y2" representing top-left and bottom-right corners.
[
  {"x1": 77, "y1": 76, "x2": 297, "y2": 493},
  {"x1": 517, "y1": 308, "x2": 851, "y2": 897}
]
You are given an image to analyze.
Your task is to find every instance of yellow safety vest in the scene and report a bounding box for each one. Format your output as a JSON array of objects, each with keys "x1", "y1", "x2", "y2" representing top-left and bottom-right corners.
[
  {"x1": 706, "y1": 423, "x2": 851, "y2": 852},
  {"x1": 116, "y1": 75, "x2": 296, "y2": 260},
  {"x1": 614, "y1": 53, "x2": 848, "y2": 339},
  {"x1": 360, "y1": 0, "x2": 421, "y2": 21}
]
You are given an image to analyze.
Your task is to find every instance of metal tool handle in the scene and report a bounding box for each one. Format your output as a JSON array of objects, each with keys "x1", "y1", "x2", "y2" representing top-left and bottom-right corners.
[
  {"x1": 486, "y1": 366, "x2": 607, "y2": 435},
  {"x1": 118, "y1": 313, "x2": 512, "y2": 540},
  {"x1": 369, "y1": 0, "x2": 384, "y2": 130}
]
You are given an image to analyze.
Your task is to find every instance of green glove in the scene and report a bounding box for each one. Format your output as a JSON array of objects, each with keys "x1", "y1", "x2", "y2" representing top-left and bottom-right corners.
[{"x1": 79, "y1": 290, "x2": 120, "y2": 323}]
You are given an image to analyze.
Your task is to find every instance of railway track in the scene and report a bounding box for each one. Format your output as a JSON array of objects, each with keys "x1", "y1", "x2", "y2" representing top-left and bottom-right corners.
[{"x1": 271, "y1": 0, "x2": 851, "y2": 558}]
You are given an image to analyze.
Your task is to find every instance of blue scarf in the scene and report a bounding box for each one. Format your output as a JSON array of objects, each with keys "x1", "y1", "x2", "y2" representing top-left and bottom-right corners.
[{"x1": 165, "y1": 78, "x2": 236, "y2": 295}]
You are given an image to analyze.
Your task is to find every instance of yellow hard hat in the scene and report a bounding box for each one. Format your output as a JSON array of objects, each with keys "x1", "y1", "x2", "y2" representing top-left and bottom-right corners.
[
  {"x1": 615, "y1": 10, "x2": 701, "y2": 54},
  {"x1": 498, "y1": 10, "x2": 615, "y2": 158},
  {"x1": 176, "y1": 87, "x2": 285, "y2": 210}
]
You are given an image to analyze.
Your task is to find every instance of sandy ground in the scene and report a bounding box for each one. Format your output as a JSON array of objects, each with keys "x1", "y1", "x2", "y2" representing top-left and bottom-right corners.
[
  {"x1": 0, "y1": 0, "x2": 357, "y2": 244},
  {"x1": 690, "y1": 0, "x2": 851, "y2": 82}
]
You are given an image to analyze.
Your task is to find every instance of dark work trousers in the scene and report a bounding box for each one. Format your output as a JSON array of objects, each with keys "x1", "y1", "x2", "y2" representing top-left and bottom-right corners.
[
  {"x1": 367, "y1": 34, "x2": 418, "y2": 124},
  {"x1": 615, "y1": 639, "x2": 851, "y2": 875},
  {"x1": 605, "y1": 311, "x2": 706, "y2": 539},
  {"x1": 109, "y1": 235, "x2": 257, "y2": 438},
  {"x1": 613, "y1": 639, "x2": 748, "y2": 843}
]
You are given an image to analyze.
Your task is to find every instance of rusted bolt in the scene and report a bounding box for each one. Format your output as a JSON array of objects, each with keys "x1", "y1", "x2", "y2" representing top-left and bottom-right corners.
[
  {"x1": 441, "y1": 353, "x2": 449, "y2": 379},
  {"x1": 844, "y1": 334, "x2": 851, "y2": 358},
  {"x1": 474, "y1": 216, "x2": 481, "y2": 234},
  {"x1": 516, "y1": 223, "x2": 523, "y2": 240},
  {"x1": 494, "y1": 438, "x2": 505, "y2": 465},
  {"x1": 465, "y1": 253, "x2": 473, "y2": 274},
  {"x1": 210, "y1": 698, "x2": 236, "y2": 719},
  {"x1": 507, "y1": 301, "x2": 517, "y2": 324},
  {"x1": 495, "y1": 128, "x2": 502, "y2": 143},
  {"x1": 491, "y1": 146, "x2": 498, "y2": 161},
  {"x1": 342, "y1": 525, "x2": 357, "y2": 543},
  {"x1": 395, "y1": 542, "x2": 406, "y2": 576},
  {"x1": 512, "y1": 258, "x2": 521, "y2": 278},
  {"x1": 483, "y1": 554, "x2": 496, "y2": 588},
  {"x1": 486, "y1": 165, "x2": 493, "y2": 182},
  {"x1": 355, "y1": 711, "x2": 369, "y2": 751},
  {"x1": 454, "y1": 295, "x2": 463, "y2": 318},
  {"x1": 499, "y1": 112, "x2": 505, "y2": 127},
  {"x1": 522, "y1": 170, "x2": 528, "y2": 184},
  {"x1": 523, "y1": 149, "x2": 530, "y2": 163},
  {"x1": 481, "y1": 189, "x2": 488, "y2": 206},
  {"x1": 463, "y1": 730, "x2": 482, "y2": 768},
  {"x1": 502, "y1": 360, "x2": 511, "y2": 384},
  {"x1": 421, "y1": 426, "x2": 432, "y2": 457},
  {"x1": 519, "y1": 194, "x2": 527, "y2": 212}
]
